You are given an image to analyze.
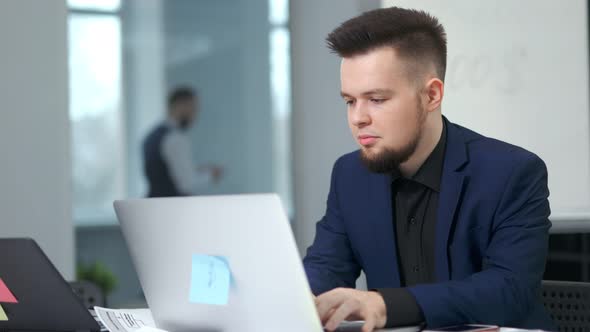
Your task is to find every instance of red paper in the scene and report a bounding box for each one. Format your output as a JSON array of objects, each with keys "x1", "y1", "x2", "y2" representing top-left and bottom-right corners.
[{"x1": 0, "y1": 279, "x2": 17, "y2": 303}]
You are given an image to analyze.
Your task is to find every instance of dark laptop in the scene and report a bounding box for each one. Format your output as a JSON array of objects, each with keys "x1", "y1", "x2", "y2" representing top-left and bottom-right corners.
[{"x1": 0, "y1": 238, "x2": 100, "y2": 331}]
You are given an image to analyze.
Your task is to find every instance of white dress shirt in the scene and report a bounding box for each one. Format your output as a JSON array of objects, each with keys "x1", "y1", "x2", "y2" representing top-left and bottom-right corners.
[{"x1": 160, "y1": 119, "x2": 212, "y2": 195}]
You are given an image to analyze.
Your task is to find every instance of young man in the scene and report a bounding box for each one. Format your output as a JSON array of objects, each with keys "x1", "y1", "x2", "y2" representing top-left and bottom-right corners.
[
  {"x1": 303, "y1": 7, "x2": 555, "y2": 332},
  {"x1": 143, "y1": 87, "x2": 222, "y2": 197}
]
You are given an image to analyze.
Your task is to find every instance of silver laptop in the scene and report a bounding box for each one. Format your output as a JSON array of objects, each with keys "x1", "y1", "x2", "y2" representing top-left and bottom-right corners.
[{"x1": 114, "y1": 194, "x2": 323, "y2": 332}]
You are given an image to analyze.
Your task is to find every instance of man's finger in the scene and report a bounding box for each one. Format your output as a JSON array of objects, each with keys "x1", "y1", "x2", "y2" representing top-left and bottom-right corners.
[
  {"x1": 322, "y1": 308, "x2": 337, "y2": 325},
  {"x1": 324, "y1": 298, "x2": 361, "y2": 331},
  {"x1": 361, "y1": 312, "x2": 376, "y2": 332},
  {"x1": 316, "y1": 289, "x2": 349, "y2": 321}
]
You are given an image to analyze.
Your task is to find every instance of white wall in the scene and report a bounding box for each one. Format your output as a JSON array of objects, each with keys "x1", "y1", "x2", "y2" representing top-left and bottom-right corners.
[
  {"x1": 385, "y1": 0, "x2": 590, "y2": 219},
  {"x1": 0, "y1": 0, "x2": 73, "y2": 279}
]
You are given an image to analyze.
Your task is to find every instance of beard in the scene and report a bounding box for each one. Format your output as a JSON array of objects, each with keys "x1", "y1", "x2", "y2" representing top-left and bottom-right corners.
[
  {"x1": 359, "y1": 102, "x2": 426, "y2": 174},
  {"x1": 360, "y1": 141, "x2": 419, "y2": 173},
  {"x1": 178, "y1": 117, "x2": 193, "y2": 131}
]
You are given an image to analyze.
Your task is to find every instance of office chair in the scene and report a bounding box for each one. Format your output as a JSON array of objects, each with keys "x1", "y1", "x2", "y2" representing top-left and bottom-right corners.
[
  {"x1": 541, "y1": 280, "x2": 590, "y2": 332},
  {"x1": 69, "y1": 280, "x2": 106, "y2": 309}
]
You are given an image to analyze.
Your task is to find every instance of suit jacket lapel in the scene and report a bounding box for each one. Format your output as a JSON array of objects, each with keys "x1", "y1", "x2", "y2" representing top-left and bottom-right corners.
[{"x1": 435, "y1": 118, "x2": 469, "y2": 281}]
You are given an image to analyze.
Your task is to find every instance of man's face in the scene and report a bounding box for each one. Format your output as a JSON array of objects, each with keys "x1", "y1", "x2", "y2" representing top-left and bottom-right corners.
[
  {"x1": 341, "y1": 47, "x2": 427, "y2": 173},
  {"x1": 172, "y1": 98, "x2": 197, "y2": 130}
]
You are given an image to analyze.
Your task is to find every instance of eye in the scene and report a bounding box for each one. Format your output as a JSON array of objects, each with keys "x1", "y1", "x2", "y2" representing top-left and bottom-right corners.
[
  {"x1": 370, "y1": 98, "x2": 385, "y2": 104},
  {"x1": 344, "y1": 99, "x2": 355, "y2": 106}
]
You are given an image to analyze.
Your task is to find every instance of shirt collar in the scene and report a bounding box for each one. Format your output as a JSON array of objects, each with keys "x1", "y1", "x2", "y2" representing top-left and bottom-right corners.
[
  {"x1": 165, "y1": 117, "x2": 178, "y2": 129},
  {"x1": 392, "y1": 121, "x2": 447, "y2": 192}
]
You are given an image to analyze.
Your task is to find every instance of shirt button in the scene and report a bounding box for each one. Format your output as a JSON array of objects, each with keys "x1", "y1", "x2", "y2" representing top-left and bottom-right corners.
[
  {"x1": 413, "y1": 266, "x2": 420, "y2": 272},
  {"x1": 409, "y1": 217, "x2": 416, "y2": 225}
]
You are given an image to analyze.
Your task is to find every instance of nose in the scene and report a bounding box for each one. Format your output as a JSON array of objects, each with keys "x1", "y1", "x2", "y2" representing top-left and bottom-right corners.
[{"x1": 349, "y1": 101, "x2": 371, "y2": 128}]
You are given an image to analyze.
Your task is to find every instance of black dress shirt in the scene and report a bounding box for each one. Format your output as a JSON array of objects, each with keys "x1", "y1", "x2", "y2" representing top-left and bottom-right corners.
[{"x1": 375, "y1": 122, "x2": 447, "y2": 327}]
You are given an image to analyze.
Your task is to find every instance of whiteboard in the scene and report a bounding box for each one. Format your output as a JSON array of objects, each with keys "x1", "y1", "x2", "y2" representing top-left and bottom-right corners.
[{"x1": 383, "y1": 0, "x2": 590, "y2": 219}]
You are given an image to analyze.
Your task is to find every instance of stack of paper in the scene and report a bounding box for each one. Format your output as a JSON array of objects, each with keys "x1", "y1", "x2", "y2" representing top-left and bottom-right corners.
[{"x1": 94, "y1": 307, "x2": 167, "y2": 332}]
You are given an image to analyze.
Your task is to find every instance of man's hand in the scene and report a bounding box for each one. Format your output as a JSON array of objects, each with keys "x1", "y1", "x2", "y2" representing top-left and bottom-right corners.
[
  {"x1": 197, "y1": 164, "x2": 223, "y2": 183},
  {"x1": 315, "y1": 288, "x2": 387, "y2": 332}
]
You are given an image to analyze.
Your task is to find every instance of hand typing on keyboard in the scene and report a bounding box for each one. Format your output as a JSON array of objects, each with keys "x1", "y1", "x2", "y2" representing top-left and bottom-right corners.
[{"x1": 315, "y1": 288, "x2": 387, "y2": 332}]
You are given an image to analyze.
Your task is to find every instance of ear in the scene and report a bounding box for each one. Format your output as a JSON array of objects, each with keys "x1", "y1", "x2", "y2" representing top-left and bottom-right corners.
[{"x1": 423, "y1": 78, "x2": 444, "y2": 112}]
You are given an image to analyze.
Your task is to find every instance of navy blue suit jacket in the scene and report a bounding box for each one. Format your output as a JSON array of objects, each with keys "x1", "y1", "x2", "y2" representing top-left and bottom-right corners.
[{"x1": 303, "y1": 118, "x2": 555, "y2": 330}]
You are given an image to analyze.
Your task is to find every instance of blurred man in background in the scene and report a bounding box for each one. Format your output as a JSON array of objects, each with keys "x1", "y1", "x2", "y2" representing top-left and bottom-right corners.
[{"x1": 142, "y1": 86, "x2": 222, "y2": 197}]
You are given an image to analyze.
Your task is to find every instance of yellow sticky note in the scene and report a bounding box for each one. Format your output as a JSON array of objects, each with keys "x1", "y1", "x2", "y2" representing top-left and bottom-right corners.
[{"x1": 0, "y1": 304, "x2": 8, "y2": 321}]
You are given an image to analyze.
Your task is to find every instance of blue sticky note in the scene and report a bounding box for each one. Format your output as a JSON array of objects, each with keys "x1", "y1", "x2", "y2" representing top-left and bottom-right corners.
[
  {"x1": 189, "y1": 254, "x2": 231, "y2": 305},
  {"x1": 214, "y1": 256, "x2": 235, "y2": 287}
]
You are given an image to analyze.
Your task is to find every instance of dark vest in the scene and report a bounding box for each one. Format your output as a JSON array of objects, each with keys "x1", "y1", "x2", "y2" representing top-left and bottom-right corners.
[{"x1": 142, "y1": 124, "x2": 185, "y2": 197}]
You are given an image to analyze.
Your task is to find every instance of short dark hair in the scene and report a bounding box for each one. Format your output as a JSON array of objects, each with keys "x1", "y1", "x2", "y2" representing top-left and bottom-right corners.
[
  {"x1": 168, "y1": 86, "x2": 196, "y2": 107},
  {"x1": 326, "y1": 7, "x2": 447, "y2": 82}
]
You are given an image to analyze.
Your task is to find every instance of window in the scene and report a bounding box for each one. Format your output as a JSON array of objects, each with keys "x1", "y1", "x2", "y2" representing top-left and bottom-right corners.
[
  {"x1": 68, "y1": 1, "x2": 124, "y2": 225},
  {"x1": 269, "y1": 0, "x2": 293, "y2": 215}
]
